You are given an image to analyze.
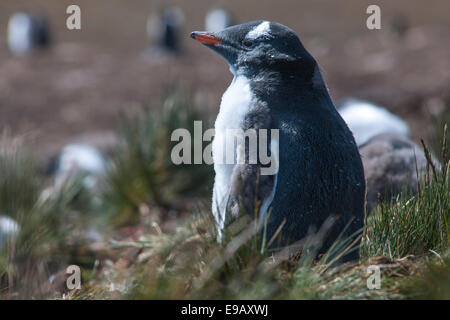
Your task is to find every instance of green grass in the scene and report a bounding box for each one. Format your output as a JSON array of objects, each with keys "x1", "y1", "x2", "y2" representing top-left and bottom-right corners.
[
  {"x1": 0, "y1": 91, "x2": 448, "y2": 300},
  {"x1": 87, "y1": 209, "x2": 416, "y2": 300},
  {"x1": 361, "y1": 127, "x2": 449, "y2": 259},
  {"x1": 91, "y1": 122, "x2": 449, "y2": 300},
  {"x1": 0, "y1": 133, "x2": 40, "y2": 216},
  {"x1": 0, "y1": 135, "x2": 100, "y2": 298},
  {"x1": 102, "y1": 88, "x2": 213, "y2": 226},
  {"x1": 400, "y1": 249, "x2": 450, "y2": 299}
]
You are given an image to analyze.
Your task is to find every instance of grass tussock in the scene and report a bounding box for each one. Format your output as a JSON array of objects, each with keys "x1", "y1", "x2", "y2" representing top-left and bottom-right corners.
[
  {"x1": 79, "y1": 210, "x2": 418, "y2": 300},
  {"x1": 102, "y1": 89, "x2": 213, "y2": 225},
  {"x1": 0, "y1": 133, "x2": 40, "y2": 215},
  {"x1": 0, "y1": 134, "x2": 100, "y2": 298},
  {"x1": 361, "y1": 125, "x2": 449, "y2": 259},
  {"x1": 80, "y1": 122, "x2": 448, "y2": 300},
  {"x1": 0, "y1": 89, "x2": 448, "y2": 300}
]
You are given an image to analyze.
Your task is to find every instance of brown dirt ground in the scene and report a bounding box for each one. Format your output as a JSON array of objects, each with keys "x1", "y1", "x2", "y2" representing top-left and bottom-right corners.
[{"x1": 0, "y1": 0, "x2": 449, "y2": 159}]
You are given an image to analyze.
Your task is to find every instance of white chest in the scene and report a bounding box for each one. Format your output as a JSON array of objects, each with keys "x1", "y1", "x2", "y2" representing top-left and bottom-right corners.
[
  {"x1": 211, "y1": 75, "x2": 254, "y2": 235},
  {"x1": 213, "y1": 75, "x2": 254, "y2": 163},
  {"x1": 215, "y1": 76, "x2": 253, "y2": 130}
]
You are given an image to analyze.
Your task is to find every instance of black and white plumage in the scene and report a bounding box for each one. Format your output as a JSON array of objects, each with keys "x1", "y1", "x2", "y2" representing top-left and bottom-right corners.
[
  {"x1": 205, "y1": 8, "x2": 233, "y2": 33},
  {"x1": 0, "y1": 215, "x2": 19, "y2": 252},
  {"x1": 47, "y1": 144, "x2": 106, "y2": 190},
  {"x1": 7, "y1": 12, "x2": 51, "y2": 55},
  {"x1": 146, "y1": 7, "x2": 184, "y2": 54},
  {"x1": 191, "y1": 21, "x2": 365, "y2": 260},
  {"x1": 338, "y1": 98, "x2": 410, "y2": 147}
]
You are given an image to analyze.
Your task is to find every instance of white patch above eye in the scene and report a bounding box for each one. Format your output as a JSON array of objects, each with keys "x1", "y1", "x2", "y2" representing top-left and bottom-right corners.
[{"x1": 247, "y1": 21, "x2": 271, "y2": 40}]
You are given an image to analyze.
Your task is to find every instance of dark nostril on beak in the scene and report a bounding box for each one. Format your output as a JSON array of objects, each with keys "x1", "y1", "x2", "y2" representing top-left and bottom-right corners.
[{"x1": 190, "y1": 32, "x2": 223, "y2": 45}]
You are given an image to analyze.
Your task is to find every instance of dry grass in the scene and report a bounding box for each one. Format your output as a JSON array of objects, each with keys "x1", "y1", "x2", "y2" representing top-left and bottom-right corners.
[{"x1": 0, "y1": 97, "x2": 448, "y2": 300}]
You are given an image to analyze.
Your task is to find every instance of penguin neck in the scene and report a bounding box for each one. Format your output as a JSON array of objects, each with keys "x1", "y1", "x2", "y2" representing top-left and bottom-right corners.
[{"x1": 241, "y1": 64, "x2": 332, "y2": 112}]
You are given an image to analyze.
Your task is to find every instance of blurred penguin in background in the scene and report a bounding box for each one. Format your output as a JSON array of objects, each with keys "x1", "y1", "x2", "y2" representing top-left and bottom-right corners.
[
  {"x1": 389, "y1": 13, "x2": 409, "y2": 39},
  {"x1": 359, "y1": 133, "x2": 439, "y2": 212},
  {"x1": 0, "y1": 215, "x2": 19, "y2": 252},
  {"x1": 146, "y1": 7, "x2": 184, "y2": 55},
  {"x1": 338, "y1": 98, "x2": 410, "y2": 147},
  {"x1": 7, "y1": 12, "x2": 51, "y2": 55},
  {"x1": 338, "y1": 98, "x2": 439, "y2": 212},
  {"x1": 46, "y1": 144, "x2": 106, "y2": 191},
  {"x1": 205, "y1": 8, "x2": 233, "y2": 33}
]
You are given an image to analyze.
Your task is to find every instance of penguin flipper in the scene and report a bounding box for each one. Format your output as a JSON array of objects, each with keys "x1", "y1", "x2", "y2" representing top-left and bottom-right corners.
[
  {"x1": 227, "y1": 161, "x2": 276, "y2": 224},
  {"x1": 226, "y1": 103, "x2": 278, "y2": 224}
]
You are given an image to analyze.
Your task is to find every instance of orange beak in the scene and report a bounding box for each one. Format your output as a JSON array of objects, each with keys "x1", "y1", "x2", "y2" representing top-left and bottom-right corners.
[{"x1": 190, "y1": 32, "x2": 223, "y2": 45}]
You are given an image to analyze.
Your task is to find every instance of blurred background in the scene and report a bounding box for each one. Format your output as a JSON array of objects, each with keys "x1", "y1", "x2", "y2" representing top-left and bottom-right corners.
[{"x1": 0, "y1": 0, "x2": 449, "y2": 159}]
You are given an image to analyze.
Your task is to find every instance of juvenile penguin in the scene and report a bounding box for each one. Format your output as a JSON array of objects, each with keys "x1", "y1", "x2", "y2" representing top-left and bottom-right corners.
[
  {"x1": 338, "y1": 98, "x2": 410, "y2": 147},
  {"x1": 359, "y1": 133, "x2": 438, "y2": 212},
  {"x1": 191, "y1": 21, "x2": 365, "y2": 260}
]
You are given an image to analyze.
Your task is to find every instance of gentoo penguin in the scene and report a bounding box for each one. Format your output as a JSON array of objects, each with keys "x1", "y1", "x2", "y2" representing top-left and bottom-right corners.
[
  {"x1": 0, "y1": 215, "x2": 19, "y2": 252},
  {"x1": 205, "y1": 8, "x2": 233, "y2": 33},
  {"x1": 191, "y1": 21, "x2": 365, "y2": 260},
  {"x1": 359, "y1": 133, "x2": 437, "y2": 212},
  {"x1": 146, "y1": 7, "x2": 184, "y2": 54},
  {"x1": 7, "y1": 12, "x2": 51, "y2": 55},
  {"x1": 47, "y1": 144, "x2": 106, "y2": 190},
  {"x1": 338, "y1": 98, "x2": 410, "y2": 147},
  {"x1": 389, "y1": 14, "x2": 409, "y2": 39}
]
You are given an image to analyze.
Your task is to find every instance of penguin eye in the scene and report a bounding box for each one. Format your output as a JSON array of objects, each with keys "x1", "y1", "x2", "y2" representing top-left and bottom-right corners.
[{"x1": 243, "y1": 40, "x2": 253, "y2": 47}]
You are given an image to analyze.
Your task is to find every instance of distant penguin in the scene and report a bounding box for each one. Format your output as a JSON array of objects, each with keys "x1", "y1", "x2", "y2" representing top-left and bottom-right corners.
[
  {"x1": 191, "y1": 21, "x2": 365, "y2": 260},
  {"x1": 48, "y1": 144, "x2": 106, "y2": 190},
  {"x1": 146, "y1": 7, "x2": 184, "y2": 54},
  {"x1": 0, "y1": 215, "x2": 19, "y2": 252},
  {"x1": 205, "y1": 8, "x2": 233, "y2": 33},
  {"x1": 7, "y1": 12, "x2": 51, "y2": 55},
  {"x1": 360, "y1": 133, "x2": 438, "y2": 212},
  {"x1": 338, "y1": 98, "x2": 410, "y2": 147},
  {"x1": 389, "y1": 14, "x2": 409, "y2": 39}
]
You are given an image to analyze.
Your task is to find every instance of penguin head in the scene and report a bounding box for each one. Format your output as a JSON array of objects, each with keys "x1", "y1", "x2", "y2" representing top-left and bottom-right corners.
[{"x1": 191, "y1": 20, "x2": 316, "y2": 77}]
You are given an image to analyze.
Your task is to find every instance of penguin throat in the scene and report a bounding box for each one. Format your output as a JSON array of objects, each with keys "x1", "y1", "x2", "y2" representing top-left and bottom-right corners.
[{"x1": 228, "y1": 64, "x2": 238, "y2": 77}]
